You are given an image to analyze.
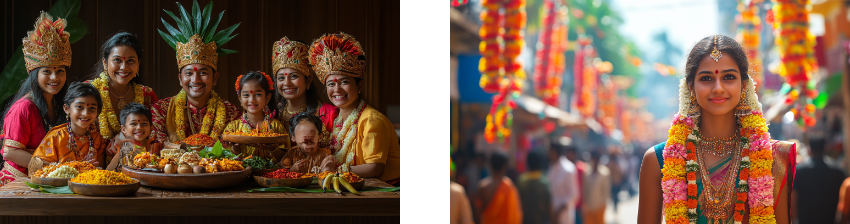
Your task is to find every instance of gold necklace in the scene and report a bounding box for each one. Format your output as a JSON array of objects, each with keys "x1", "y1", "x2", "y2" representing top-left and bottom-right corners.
[
  {"x1": 284, "y1": 104, "x2": 306, "y2": 117},
  {"x1": 696, "y1": 139, "x2": 742, "y2": 224},
  {"x1": 698, "y1": 134, "x2": 738, "y2": 157},
  {"x1": 108, "y1": 83, "x2": 133, "y2": 109}
]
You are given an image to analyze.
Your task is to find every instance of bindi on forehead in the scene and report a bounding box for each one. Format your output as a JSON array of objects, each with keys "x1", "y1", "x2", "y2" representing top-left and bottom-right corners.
[
  {"x1": 715, "y1": 70, "x2": 718, "y2": 74},
  {"x1": 193, "y1": 67, "x2": 198, "y2": 71}
]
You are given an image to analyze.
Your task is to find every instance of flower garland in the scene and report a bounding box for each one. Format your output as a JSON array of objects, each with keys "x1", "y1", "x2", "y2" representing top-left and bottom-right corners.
[
  {"x1": 736, "y1": 0, "x2": 763, "y2": 90},
  {"x1": 533, "y1": 0, "x2": 567, "y2": 107},
  {"x1": 331, "y1": 100, "x2": 367, "y2": 172},
  {"x1": 173, "y1": 90, "x2": 227, "y2": 140},
  {"x1": 662, "y1": 78, "x2": 775, "y2": 224},
  {"x1": 479, "y1": 0, "x2": 526, "y2": 143},
  {"x1": 773, "y1": 0, "x2": 818, "y2": 129},
  {"x1": 573, "y1": 37, "x2": 598, "y2": 118},
  {"x1": 90, "y1": 72, "x2": 144, "y2": 139}
]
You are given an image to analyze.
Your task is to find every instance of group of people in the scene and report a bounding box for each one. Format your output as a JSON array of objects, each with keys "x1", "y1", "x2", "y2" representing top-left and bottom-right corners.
[
  {"x1": 0, "y1": 8, "x2": 400, "y2": 187},
  {"x1": 451, "y1": 143, "x2": 625, "y2": 224}
]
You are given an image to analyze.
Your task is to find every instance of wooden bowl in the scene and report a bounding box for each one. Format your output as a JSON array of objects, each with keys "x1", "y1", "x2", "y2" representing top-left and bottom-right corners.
[
  {"x1": 30, "y1": 176, "x2": 72, "y2": 187},
  {"x1": 221, "y1": 134, "x2": 288, "y2": 144},
  {"x1": 122, "y1": 166, "x2": 251, "y2": 189},
  {"x1": 251, "y1": 167, "x2": 282, "y2": 176},
  {"x1": 252, "y1": 176, "x2": 312, "y2": 189},
  {"x1": 68, "y1": 178, "x2": 140, "y2": 197},
  {"x1": 319, "y1": 177, "x2": 365, "y2": 191}
]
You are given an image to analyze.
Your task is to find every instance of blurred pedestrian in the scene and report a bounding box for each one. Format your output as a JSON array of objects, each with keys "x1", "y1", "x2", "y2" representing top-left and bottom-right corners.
[
  {"x1": 474, "y1": 151, "x2": 522, "y2": 224},
  {"x1": 582, "y1": 151, "x2": 610, "y2": 224},
  {"x1": 793, "y1": 136, "x2": 845, "y2": 224},
  {"x1": 549, "y1": 143, "x2": 579, "y2": 224},
  {"x1": 518, "y1": 150, "x2": 551, "y2": 224},
  {"x1": 840, "y1": 177, "x2": 850, "y2": 224},
  {"x1": 452, "y1": 158, "x2": 475, "y2": 224},
  {"x1": 565, "y1": 145, "x2": 586, "y2": 224}
]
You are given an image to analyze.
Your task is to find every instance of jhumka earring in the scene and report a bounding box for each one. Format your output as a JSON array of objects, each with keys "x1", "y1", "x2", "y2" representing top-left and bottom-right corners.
[
  {"x1": 734, "y1": 89, "x2": 752, "y2": 117},
  {"x1": 688, "y1": 90, "x2": 701, "y2": 116},
  {"x1": 710, "y1": 35, "x2": 722, "y2": 62}
]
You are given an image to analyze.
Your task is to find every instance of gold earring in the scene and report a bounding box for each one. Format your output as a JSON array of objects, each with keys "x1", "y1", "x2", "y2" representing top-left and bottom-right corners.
[
  {"x1": 735, "y1": 90, "x2": 752, "y2": 117},
  {"x1": 688, "y1": 91, "x2": 700, "y2": 115}
]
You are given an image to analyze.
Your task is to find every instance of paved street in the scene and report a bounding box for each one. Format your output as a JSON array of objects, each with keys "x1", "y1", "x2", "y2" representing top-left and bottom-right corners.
[{"x1": 603, "y1": 191, "x2": 640, "y2": 224}]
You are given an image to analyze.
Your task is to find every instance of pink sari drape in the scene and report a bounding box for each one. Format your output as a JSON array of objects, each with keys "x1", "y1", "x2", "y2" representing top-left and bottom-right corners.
[{"x1": 1, "y1": 98, "x2": 48, "y2": 186}]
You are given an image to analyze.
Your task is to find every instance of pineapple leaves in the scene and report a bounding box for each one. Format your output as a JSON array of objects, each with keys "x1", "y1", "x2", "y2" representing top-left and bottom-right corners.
[{"x1": 159, "y1": 0, "x2": 238, "y2": 54}]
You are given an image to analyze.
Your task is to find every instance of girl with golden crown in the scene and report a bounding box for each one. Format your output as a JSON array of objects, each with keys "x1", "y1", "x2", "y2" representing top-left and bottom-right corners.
[
  {"x1": 309, "y1": 33, "x2": 400, "y2": 185},
  {"x1": 637, "y1": 35, "x2": 796, "y2": 224},
  {"x1": 272, "y1": 37, "x2": 337, "y2": 149},
  {"x1": 83, "y1": 32, "x2": 158, "y2": 156},
  {"x1": 0, "y1": 12, "x2": 72, "y2": 186}
]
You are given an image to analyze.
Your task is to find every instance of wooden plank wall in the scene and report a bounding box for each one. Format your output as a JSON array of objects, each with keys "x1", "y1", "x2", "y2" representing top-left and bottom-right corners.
[{"x1": 0, "y1": 0, "x2": 400, "y2": 115}]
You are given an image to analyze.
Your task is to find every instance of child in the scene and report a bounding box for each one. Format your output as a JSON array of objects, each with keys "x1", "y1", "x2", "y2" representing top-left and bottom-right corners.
[
  {"x1": 105, "y1": 102, "x2": 153, "y2": 171},
  {"x1": 31, "y1": 82, "x2": 107, "y2": 171},
  {"x1": 223, "y1": 71, "x2": 288, "y2": 158},
  {"x1": 282, "y1": 113, "x2": 334, "y2": 174}
]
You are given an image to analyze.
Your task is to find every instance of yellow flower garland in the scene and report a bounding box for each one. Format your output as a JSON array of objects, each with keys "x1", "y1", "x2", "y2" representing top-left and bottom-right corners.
[
  {"x1": 90, "y1": 72, "x2": 144, "y2": 139},
  {"x1": 173, "y1": 90, "x2": 227, "y2": 140}
]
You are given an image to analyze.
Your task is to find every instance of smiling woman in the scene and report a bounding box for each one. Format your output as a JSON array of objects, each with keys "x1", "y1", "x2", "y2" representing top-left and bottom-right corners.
[
  {"x1": 637, "y1": 35, "x2": 796, "y2": 224},
  {"x1": 0, "y1": 12, "x2": 72, "y2": 186},
  {"x1": 84, "y1": 32, "x2": 158, "y2": 157}
]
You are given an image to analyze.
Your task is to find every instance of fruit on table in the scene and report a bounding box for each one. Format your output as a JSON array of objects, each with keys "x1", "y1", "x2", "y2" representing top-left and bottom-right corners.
[
  {"x1": 177, "y1": 163, "x2": 193, "y2": 174},
  {"x1": 164, "y1": 164, "x2": 177, "y2": 174},
  {"x1": 193, "y1": 165, "x2": 206, "y2": 174}
]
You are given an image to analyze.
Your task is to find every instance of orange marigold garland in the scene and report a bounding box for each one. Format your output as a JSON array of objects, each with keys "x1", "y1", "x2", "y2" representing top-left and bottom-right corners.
[
  {"x1": 532, "y1": 0, "x2": 568, "y2": 107},
  {"x1": 773, "y1": 0, "x2": 818, "y2": 129},
  {"x1": 663, "y1": 76, "x2": 775, "y2": 224},
  {"x1": 480, "y1": 0, "x2": 526, "y2": 143}
]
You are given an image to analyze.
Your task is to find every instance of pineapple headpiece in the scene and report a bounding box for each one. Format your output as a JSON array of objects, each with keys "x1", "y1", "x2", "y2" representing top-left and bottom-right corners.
[{"x1": 158, "y1": 0, "x2": 240, "y2": 71}]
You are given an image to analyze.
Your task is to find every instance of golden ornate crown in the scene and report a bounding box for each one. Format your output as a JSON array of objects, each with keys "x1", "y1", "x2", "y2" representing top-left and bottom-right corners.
[
  {"x1": 272, "y1": 37, "x2": 313, "y2": 77},
  {"x1": 176, "y1": 34, "x2": 219, "y2": 71},
  {"x1": 309, "y1": 33, "x2": 366, "y2": 84},
  {"x1": 159, "y1": 0, "x2": 239, "y2": 71},
  {"x1": 22, "y1": 12, "x2": 72, "y2": 72}
]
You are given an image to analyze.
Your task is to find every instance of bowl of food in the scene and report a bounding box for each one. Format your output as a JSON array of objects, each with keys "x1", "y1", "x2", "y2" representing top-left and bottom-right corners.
[
  {"x1": 68, "y1": 170, "x2": 140, "y2": 196},
  {"x1": 31, "y1": 161, "x2": 97, "y2": 186},
  {"x1": 253, "y1": 168, "x2": 312, "y2": 188}
]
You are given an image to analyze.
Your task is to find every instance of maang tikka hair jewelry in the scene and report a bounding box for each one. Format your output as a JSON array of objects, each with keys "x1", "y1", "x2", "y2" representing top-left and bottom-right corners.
[{"x1": 710, "y1": 35, "x2": 722, "y2": 62}]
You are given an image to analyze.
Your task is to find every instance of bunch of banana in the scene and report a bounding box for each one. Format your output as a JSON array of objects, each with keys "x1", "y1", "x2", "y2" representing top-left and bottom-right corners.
[{"x1": 322, "y1": 172, "x2": 360, "y2": 195}]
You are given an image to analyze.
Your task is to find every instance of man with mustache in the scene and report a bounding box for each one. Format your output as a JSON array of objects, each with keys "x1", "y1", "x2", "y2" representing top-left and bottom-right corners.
[{"x1": 148, "y1": 1, "x2": 241, "y2": 147}]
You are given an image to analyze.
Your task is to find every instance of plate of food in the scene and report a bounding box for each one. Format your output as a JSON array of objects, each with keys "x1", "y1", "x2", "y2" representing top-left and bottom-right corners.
[
  {"x1": 221, "y1": 132, "x2": 288, "y2": 145},
  {"x1": 252, "y1": 168, "x2": 313, "y2": 188},
  {"x1": 68, "y1": 170, "x2": 140, "y2": 197},
  {"x1": 30, "y1": 161, "x2": 97, "y2": 187}
]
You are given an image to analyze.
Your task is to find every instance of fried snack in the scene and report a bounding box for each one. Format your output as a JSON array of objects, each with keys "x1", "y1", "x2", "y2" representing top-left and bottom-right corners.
[
  {"x1": 317, "y1": 171, "x2": 334, "y2": 179},
  {"x1": 178, "y1": 151, "x2": 201, "y2": 166},
  {"x1": 32, "y1": 161, "x2": 97, "y2": 178},
  {"x1": 133, "y1": 152, "x2": 156, "y2": 168},
  {"x1": 70, "y1": 170, "x2": 134, "y2": 185},
  {"x1": 160, "y1": 148, "x2": 185, "y2": 161},
  {"x1": 199, "y1": 158, "x2": 217, "y2": 173},
  {"x1": 216, "y1": 158, "x2": 244, "y2": 172},
  {"x1": 45, "y1": 165, "x2": 79, "y2": 178}
]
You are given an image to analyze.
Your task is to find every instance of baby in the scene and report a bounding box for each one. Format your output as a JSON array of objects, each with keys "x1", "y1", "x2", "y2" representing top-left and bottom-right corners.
[
  {"x1": 281, "y1": 113, "x2": 335, "y2": 174},
  {"x1": 106, "y1": 102, "x2": 153, "y2": 171}
]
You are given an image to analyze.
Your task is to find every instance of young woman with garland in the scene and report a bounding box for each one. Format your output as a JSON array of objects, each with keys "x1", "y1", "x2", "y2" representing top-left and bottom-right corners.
[
  {"x1": 637, "y1": 35, "x2": 796, "y2": 224},
  {"x1": 309, "y1": 33, "x2": 400, "y2": 185},
  {"x1": 271, "y1": 36, "x2": 337, "y2": 149},
  {"x1": 84, "y1": 32, "x2": 157, "y2": 156},
  {"x1": 0, "y1": 12, "x2": 71, "y2": 186}
]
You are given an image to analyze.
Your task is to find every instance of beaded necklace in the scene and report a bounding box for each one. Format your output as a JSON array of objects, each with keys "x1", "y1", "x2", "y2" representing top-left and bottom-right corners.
[{"x1": 66, "y1": 122, "x2": 94, "y2": 161}]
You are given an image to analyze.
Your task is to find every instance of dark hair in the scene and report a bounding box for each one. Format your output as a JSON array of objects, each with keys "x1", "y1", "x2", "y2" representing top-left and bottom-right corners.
[
  {"x1": 288, "y1": 112, "x2": 324, "y2": 137},
  {"x1": 275, "y1": 73, "x2": 320, "y2": 117},
  {"x1": 89, "y1": 32, "x2": 144, "y2": 85},
  {"x1": 684, "y1": 35, "x2": 749, "y2": 87},
  {"x1": 808, "y1": 137, "x2": 826, "y2": 155},
  {"x1": 63, "y1": 82, "x2": 103, "y2": 114},
  {"x1": 0, "y1": 67, "x2": 69, "y2": 131},
  {"x1": 237, "y1": 71, "x2": 274, "y2": 94},
  {"x1": 526, "y1": 150, "x2": 546, "y2": 172},
  {"x1": 490, "y1": 151, "x2": 508, "y2": 172},
  {"x1": 549, "y1": 143, "x2": 564, "y2": 156},
  {"x1": 119, "y1": 102, "x2": 152, "y2": 126},
  {"x1": 590, "y1": 150, "x2": 601, "y2": 160}
]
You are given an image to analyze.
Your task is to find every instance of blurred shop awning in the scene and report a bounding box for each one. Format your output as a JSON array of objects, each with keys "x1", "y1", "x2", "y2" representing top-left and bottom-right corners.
[{"x1": 514, "y1": 94, "x2": 603, "y2": 133}]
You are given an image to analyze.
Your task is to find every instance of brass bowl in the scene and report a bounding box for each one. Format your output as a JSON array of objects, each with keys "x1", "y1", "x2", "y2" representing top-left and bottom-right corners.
[
  {"x1": 30, "y1": 176, "x2": 71, "y2": 187},
  {"x1": 253, "y1": 175, "x2": 312, "y2": 189},
  {"x1": 68, "y1": 178, "x2": 141, "y2": 197}
]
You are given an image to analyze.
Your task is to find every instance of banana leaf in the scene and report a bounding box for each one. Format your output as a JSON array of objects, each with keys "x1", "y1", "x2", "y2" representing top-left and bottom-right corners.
[
  {"x1": 0, "y1": 0, "x2": 90, "y2": 101},
  {"x1": 24, "y1": 182, "x2": 75, "y2": 194},
  {"x1": 247, "y1": 186, "x2": 400, "y2": 193}
]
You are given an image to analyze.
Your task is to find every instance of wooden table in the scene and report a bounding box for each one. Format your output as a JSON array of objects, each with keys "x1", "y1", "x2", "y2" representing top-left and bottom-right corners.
[{"x1": 0, "y1": 178, "x2": 400, "y2": 224}]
